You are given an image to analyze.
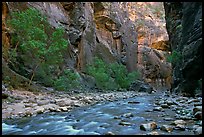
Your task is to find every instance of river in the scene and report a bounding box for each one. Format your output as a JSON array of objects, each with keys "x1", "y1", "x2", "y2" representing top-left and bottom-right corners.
[{"x1": 2, "y1": 92, "x2": 195, "y2": 135}]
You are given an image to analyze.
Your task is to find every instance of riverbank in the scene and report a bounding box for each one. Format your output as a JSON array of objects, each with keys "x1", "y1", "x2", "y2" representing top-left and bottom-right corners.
[{"x1": 2, "y1": 85, "x2": 140, "y2": 120}]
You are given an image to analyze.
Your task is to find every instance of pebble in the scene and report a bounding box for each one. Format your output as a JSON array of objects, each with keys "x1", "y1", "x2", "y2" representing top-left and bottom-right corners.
[
  {"x1": 122, "y1": 113, "x2": 134, "y2": 118},
  {"x1": 153, "y1": 107, "x2": 163, "y2": 111},
  {"x1": 119, "y1": 121, "x2": 132, "y2": 126},
  {"x1": 160, "y1": 125, "x2": 173, "y2": 132}
]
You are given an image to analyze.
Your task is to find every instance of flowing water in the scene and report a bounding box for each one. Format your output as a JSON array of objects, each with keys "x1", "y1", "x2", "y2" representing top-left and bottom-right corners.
[{"x1": 2, "y1": 93, "x2": 194, "y2": 135}]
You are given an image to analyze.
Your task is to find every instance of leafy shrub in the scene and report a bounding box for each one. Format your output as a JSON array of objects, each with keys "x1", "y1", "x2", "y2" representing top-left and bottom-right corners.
[
  {"x1": 86, "y1": 57, "x2": 140, "y2": 90},
  {"x1": 7, "y1": 8, "x2": 68, "y2": 86},
  {"x1": 167, "y1": 51, "x2": 182, "y2": 65},
  {"x1": 54, "y1": 69, "x2": 81, "y2": 91},
  {"x1": 86, "y1": 57, "x2": 117, "y2": 90}
]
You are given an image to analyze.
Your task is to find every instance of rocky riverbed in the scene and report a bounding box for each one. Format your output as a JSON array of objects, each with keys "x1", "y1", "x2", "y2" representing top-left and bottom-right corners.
[{"x1": 2, "y1": 85, "x2": 202, "y2": 135}]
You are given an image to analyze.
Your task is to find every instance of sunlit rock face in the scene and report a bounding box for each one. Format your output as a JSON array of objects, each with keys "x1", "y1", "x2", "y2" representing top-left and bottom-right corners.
[
  {"x1": 5, "y1": 2, "x2": 139, "y2": 73},
  {"x1": 164, "y1": 2, "x2": 202, "y2": 96},
  {"x1": 4, "y1": 2, "x2": 172, "y2": 89},
  {"x1": 123, "y1": 2, "x2": 171, "y2": 89}
]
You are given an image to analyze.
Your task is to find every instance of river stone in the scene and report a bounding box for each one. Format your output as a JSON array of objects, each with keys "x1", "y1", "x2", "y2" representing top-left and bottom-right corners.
[
  {"x1": 140, "y1": 122, "x2": 157, "y2": 131},
  {"x1": 161, "y1": 104, "x2": 170, "y2": 108},
  {"x1": 194, "y1": 103, "x2": 202, "y2": 107},
  {"x1": 166, "y1": 100, "x2": 174, "y2": 105},
  {"x1": 119, "y1": 121, "x2": 132, "y2": 126},
  {"x1": 174, "y1": 124, "x2": 186, "y2": 131},
  {"x1": 160, "y1": 125, "x2": 173, "y2": 132},
  {"x1": 194, "y1": 126, "x2": 202, "y2": 135},
  {"x1": 105, "y1": 131, "x2": 115, "y2": 135},
  {"x1": 153, "y1": 107, "x2": 163, "y2": 111},
  {"x1": 194, "y1": 111, "x2": 202, "y2": 120},
  {"x1": 176, "y1": 97, "x2": 188, "y2": 102},
  {"x1": 171, "y1": 120, "x2": 186, "y2": 126},
  {"x1": 193, "y1": 106, "x2": 202, "y2": 115},
  {"x1": 37, "y1": 100, "x2": 50, "y2": 106},
  {"x1": 59, "y1": 107, "x2": 68, "y2": 112},
  {"x1": 122, "y1": 113, "x2": 134, "y2": 118},
  {"x1": 34, "y1": 106, "x2": 45, "y2": 114},
  {"x1": 187, "y1": 99, "x2": 201, "y2": 104},
  {"x1": 28, "y1": 98, "x2": 36, "y2": 103},
  {"x1": 146, "y1": 131, "x2": 159, "y2": 135},
  {"x1": 113, "y1": 116, "x2": 120, "y2": 119},
  {"x1": 128, "y1": 101, "x2": 140, "y2": 104}
]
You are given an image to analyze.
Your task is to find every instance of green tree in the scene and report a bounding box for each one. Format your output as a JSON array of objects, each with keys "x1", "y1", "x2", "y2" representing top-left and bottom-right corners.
[
  {"x1": 54, "y1": 69, "x2": 80, "y2": 91},
  {"x1": 7, "y1": 8, "x2": 68, "y2": 86},
  {"x1": 86, "y1": 57, "x2": 140, "y2": 90}
]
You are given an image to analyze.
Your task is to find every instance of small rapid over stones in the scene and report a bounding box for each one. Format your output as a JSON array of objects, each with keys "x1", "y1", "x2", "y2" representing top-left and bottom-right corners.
[{"x1": 2, "y1": 91, "x2": 202, "y2": 135}]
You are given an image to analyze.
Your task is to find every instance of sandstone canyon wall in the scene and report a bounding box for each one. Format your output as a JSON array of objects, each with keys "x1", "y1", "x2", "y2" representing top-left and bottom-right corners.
[{"x1": 3, "y1": 2, "x2": 172, "y2": 90}]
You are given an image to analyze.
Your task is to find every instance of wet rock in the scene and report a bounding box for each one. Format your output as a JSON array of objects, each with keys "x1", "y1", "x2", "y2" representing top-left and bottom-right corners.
[
  {"x1": 34, "y1": 106, "x2": 45, "y2": 114},
  {"x1": 176, "y1": 97, "x2": 188, "y2": 102},
  {"x1": 145, "y1": 109, "x2": 153, "y2": 112},
  {"x1": 128, "y1": 101, "x2": 140, "y2": 104},
  {"x1": 153, "y1": 106, "x2": 163, "y2": 111},
  {"x1": 166, "y1": 100, "x2": 174, "y2": 105},
  {"x1": 146, "y1": 131, "x2": 159, "y2": 135},
  {"x1": 194, "y1": 103, "x2": 202, "y2": 107},
  {"x1": 160, "y1": 125, "x2": 173, "y2": 132},
  {"x1": 193, "y1": 106, "x2": 202, "y2": 115},
  {"x1": 187, "y1": 99, "x2": 201, "y2": 104},
  {"x1": 194, "y1": 111, "x2": 202, "y2": 120},
  {"x1": 171, "y1": 120, "x2": 186, "y2": 126},
  {"x1": 37, "y1": 100, "x2": 50, "y2": 106},
  {"x1": 2, "y1": 92, "x2": 9, "y2": 99},
  {"x1": 161, "y1": 104, "x2": 170, "y2": 108},
  {"x1": 194, "y1": 126, "x2": 202, "y2": 135},
  {"x1": 140, "y1": 122, "x2": 157, "y2": 131},
  {"x1": 119, "y1": 121, "x2": 132, "y2": 126},
  {"x1": 59, "y1": 107, "x2": 68, "y2": 112},
  {"x1": 113, "y1": 116, "x2": 121, "y2": 119},
  {"x1": 174, "y1": 124, "x2": 186, "y2": 131},
  {"x1": 105, "y1": 131, "x2": 115, "y2": 135},
  {"x1": 122, "y1": 113, "x2": 134, "y2": 118},
  {"x1": 28, "y1": 98, "x2": 36, "y2": 103}
]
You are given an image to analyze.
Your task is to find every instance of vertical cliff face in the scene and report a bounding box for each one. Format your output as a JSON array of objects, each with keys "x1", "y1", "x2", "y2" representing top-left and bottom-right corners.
[
  {"x1": 4, "y1": 2, "x2": 139, "y2": 73},
  {"x1": 2, "y1": 2, "x2": 10, "y2": 61},
  {"x1": 164, "y1": 2, "x2": 202, "y2": 96},
  {"x1": 3, "y1": 2, "x2": 174, "y2": 89}
]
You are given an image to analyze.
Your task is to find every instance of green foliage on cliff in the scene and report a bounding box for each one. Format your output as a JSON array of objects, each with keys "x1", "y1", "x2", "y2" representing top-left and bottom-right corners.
[
  {"x1": 86, "y1": 58, "x2": 118, "y2": 90},
  {"x1": 86, "y1": 57, "x2": 140, "y2": 90},
  {"x1": 167, "y1": 51, "x2": 182, "y2": 65},
  {"x1": 54, "y1": 69, "x2": 80, "y2": 91},
  {"x1": 7, "y1": 8, "x2": 69, "y2": 87}
]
